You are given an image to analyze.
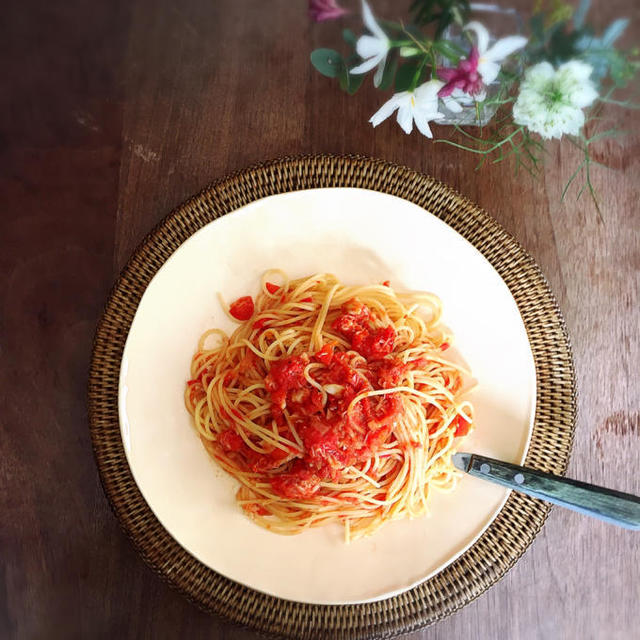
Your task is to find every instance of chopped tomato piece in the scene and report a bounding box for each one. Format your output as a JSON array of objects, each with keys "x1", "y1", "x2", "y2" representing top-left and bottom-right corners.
[
  {"x1": 332, "y1": 299, "x2": 371, "y2": 338},
  {"x1": 382, "y1": 280, "x2": 391, "y2": 287},
  {"x1": 265, "y1": 282, "x2": 280, "y2": 294},
  {"x1": 374, "y1": 359, "x2": 406, "y2": 388},
  {"x1": 218, "y1": 429, "x2": 244, "y2": 452},
  {"x1": 315, "y1": 342, "x2": 336, "y2": 366},
  {"x1": 365, "y1": 425, "x2": 392, "y2": 449},
  {"x1": 238, "y1": 351, "x2": 256, "y2": 373},
  {"x1": 253, "y1": 317, "x2": 270, "y2": 331},
  {"x1": 242, "y1": 503, "x2": 270, "y2": 516},
  {"x1": 270, "y1": 470, "x2": 321, "y2": 500},
  {"x1": 265, "y1": 355, "x2": 308, "y2": 393},
  {"x1": 440, "y1": 342, "x2": 450, "y2": 351},
  {"x1": 300, "y1": 296, "x2": 313, "y2": 303},
  {"x1": 454, "y1": 415, "x2": 471, "y2": 437},
  {"x1": 264, "y1": 354, "x2": 309, "y2": 411},
  {"x1": 229, "y1": 296, "x2": 254, "y2": 321},
  {"x1": 268, "y1": 446, "x2": 291, "y2": 462},
  {"x1": 332, "y1": 299, "x2": 396, "y2": 358},
  {"x1": 351, "y1": 325, "x2": 396, "y2": 359}
]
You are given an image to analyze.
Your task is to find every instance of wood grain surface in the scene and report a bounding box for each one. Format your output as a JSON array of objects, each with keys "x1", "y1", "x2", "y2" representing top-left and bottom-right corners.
[{"x1": 2, "y1": 0, "x2": 639, "y2": 638}]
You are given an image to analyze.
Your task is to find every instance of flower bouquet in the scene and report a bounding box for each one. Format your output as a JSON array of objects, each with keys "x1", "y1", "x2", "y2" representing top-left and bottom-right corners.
[{"x1": 310, "y1": 0, "x2": 639, "y2": 213}]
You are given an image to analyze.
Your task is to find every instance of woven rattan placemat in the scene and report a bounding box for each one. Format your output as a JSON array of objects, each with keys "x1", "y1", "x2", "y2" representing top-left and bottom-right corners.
[{"x1": 88, "y1": 154, "x2": 576, "y2": 639}]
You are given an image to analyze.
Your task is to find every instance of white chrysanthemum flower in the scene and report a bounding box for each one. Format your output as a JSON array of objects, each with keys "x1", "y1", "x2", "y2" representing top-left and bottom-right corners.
[{"x1": 513, "y1": 60, "x2": 599, "y2": 139}]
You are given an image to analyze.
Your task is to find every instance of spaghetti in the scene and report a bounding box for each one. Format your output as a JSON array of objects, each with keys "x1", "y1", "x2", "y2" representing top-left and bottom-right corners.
[{"x1": 184, "y1": 271, "x2": 474, "y2": 541}]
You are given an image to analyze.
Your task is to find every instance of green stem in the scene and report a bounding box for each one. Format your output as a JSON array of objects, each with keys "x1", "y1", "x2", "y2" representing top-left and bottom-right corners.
[
  {"x1": 409, "y1": 55, "x2": 429, "y2": 91},
  {"x1": 437, "y1": 126, "x2": 525, "y2": 155},
  {"x1": 598, "y1": 96, "x2": 640, "y2": 108},
  {"x1": 561, "y1": 160, "x2": 586, "y2": 201},
  {"x1": 402, "y1": 27, "x2": 432, "y2": 55},
  {"x1": 389, "y1": 39, "x2": 416, "y2": 48}
]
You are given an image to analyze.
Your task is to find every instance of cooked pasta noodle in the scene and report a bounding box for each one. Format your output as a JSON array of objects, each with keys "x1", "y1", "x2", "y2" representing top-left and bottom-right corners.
[{"x1": 184, "y1": 271, "x2": 474, "y2": 541}]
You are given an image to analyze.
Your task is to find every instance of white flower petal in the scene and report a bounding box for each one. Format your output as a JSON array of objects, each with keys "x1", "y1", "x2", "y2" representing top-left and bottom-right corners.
[
  {"x1": 361, "y1": 0, "x2": 387, "y2": 42},
  {"x1": 464, "y1": 21, "x2": 490, "y2": 54},
  {"x1": 572, "y1": 85, "x2": 598, "y2": 108},
  {"x1": 556, "y1": 61, "x2": 598, "y2": 108},
  {"x1": 558, "y1": 60, "x2": 593, "y2": 81},
  {"x1": 356, "y1": 35, "x2": 386, "y2": 60},
  {"x1": 478, "y1": 60, "x2": 500, "y2": 85},
  {"x1": 523, "y1": 61, "x2": 555, "y2": 87},
  {"x1": 414, "y1": 79, "x2": 443, "y2": 103},
  {"x1": 442, "y1": 95, "x2": 463, "y2": 113},
  {"x1": 483, "y1": 35, "x2": 527, "y2": 63},
  {"x1": 373, "y1": 54, "x2": 387, "y2": 87},
  {"x1": 474, "y1": 88, "x2": 487, "y2": 102},
  {"x1": 351, "y1": 53, "x2": 383, "y2": 75},
  {"x1": 513, "y1": 60, "x2": 595, "y2": 139},
  {"x1": 369, "y1": 94, "x2": 403, "y2": 127},
  {"x1": 415, "y1": 107, "x2": 444, "y2": 124},
  {"x1": 396, "y1": 104, "x2": 414, "y2": 134},
  {"x1": 414, "y1": 114, "x2": 434, "y2": 138},
  {"x1": 451, "y1": 88, "x2": 469, "y2": 99}
]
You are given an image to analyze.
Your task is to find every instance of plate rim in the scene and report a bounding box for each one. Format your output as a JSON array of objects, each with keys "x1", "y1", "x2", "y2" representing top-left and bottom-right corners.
[{"x1": 88, "y1": 154, "x2": 576, "y2": 639}]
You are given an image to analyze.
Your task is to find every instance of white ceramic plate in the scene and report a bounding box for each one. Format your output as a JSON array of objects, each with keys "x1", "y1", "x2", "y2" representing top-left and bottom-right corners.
[{"x1": 119, "y1": 188, "x2": 535, "y2": 604}]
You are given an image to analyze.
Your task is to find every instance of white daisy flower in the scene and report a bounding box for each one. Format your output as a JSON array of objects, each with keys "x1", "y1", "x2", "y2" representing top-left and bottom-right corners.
[
  {"x1": 369, "y1": 80, "x2": 445, "y2": 138},
  {"x1": 350, "y1": 0, "x2": 390, "y2": 87},
  {"x1": 513, "y1": 60, "x2": 599, "y2": 139}
]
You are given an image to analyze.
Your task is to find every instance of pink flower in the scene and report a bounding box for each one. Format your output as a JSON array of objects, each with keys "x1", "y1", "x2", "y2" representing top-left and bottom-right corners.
[
  {"x1": 438, "y1": 47, "x2": 485, "y2": 98},
  {"x1": 309, "y1": 0, "x2": 349, "y2": 22},
  {"x1": 437, "y1": 22, "x2": 527, "y2": 103}
]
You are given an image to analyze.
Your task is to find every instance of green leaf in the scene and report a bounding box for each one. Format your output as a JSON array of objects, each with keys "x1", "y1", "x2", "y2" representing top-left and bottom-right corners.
[
  {"x1": 378, "y1": 55, "x2": 399, "y2": 91},
  {"x1": 602, "y1": 19, "x2": 629, "y2": 47},
  {"x1": 608, "y1": 51, "x2": 636, "y2": 87},
  {"x1": 573, "y1": 0, "x2": 591, "y2": 29},
  {"x1": 403, "y1": 24, "x2": 426, "y2": 41},
  {"x1": 348, "y1": 72, "x2": 365, "y2": 95},
  {"x1": 338, "y1": 67, "x2": 365, "y2": 95},
  {"x1": 343, "y1": 28, "x2": 357, "y2": 50},
  {"x1": 310, "y1": 49, "x2": 344, "y2": 79},
  {"x1": 395, "y1": 63, "x2": 420, "y2": 92},
  {"x1": 338, "y1": 67, "x2": 349, "y2": 91},
  {"x1": 400, "y1": 46, "x2": 421, "y2": 58},
  {"x1": 548, "y1": 24, "x2": 581, "y2": 64},
  {"x1": 433, "y1": 40, "x2": 463, "y2": 63},
  {"x1": 410, "y1": 0, "x2": 470, "y2": 32},
  {"x1": 530, "y1": 14, "x2": 544, "y2": 43}
]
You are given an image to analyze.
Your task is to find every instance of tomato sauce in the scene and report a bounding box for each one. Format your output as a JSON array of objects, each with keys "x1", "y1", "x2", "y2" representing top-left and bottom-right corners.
[
  {"x1": 216, "y1": 299, "x2": 421, "y2": 500},
  {"x1": 219, "y1": 299, "x2": 403, "y2": 500}
]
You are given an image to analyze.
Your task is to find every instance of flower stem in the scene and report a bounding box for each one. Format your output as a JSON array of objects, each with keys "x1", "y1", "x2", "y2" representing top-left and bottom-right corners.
[{"x1": 436, "y1": 126, "x2": 525, "y2": 155}]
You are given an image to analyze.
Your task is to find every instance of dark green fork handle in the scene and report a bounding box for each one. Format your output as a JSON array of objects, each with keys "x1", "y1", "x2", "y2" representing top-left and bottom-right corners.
[{"x1": 453, "y1": 453, "x2": 640, "y2": 530}]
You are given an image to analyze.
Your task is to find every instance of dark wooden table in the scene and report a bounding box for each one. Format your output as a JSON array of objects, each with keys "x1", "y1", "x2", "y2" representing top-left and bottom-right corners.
[{"x1": 2, "y1": 1, "x2": 639, "y2": 638}]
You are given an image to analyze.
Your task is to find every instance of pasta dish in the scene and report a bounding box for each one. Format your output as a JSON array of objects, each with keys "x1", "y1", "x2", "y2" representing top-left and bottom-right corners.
[{"x1": 185, "y1": 271, "x2": 474, "y2": 541}]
